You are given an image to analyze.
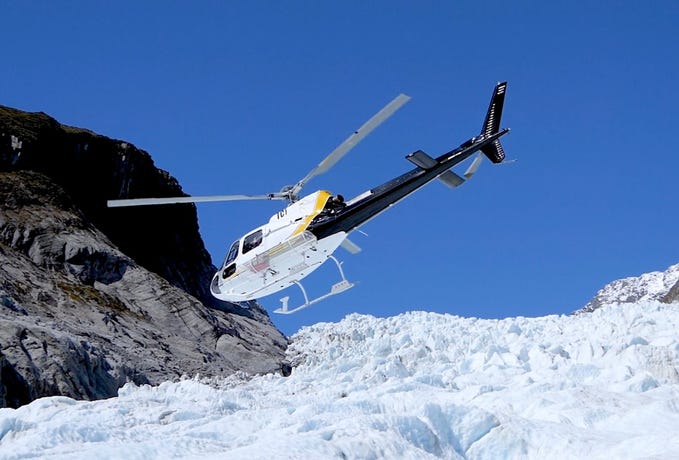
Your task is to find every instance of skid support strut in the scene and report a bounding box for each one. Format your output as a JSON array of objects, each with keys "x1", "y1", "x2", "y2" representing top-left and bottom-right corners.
[{"x1": 274, "y1": 256, "x2": 354, "y2": 314}]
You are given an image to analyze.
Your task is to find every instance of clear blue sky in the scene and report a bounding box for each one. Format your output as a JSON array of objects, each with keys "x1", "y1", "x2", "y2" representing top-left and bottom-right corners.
[{"x1": 2, "y1": 2, "x2": 678, "y2": 336}]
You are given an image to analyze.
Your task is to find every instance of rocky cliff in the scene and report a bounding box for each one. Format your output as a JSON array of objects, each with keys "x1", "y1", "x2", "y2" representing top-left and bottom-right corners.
[
  {"x1": 0, "y1": 105, "x2": 289, "y2": 408},
  {"x1": 578, "y1": 262, "x2": 679, "y2": 313}
]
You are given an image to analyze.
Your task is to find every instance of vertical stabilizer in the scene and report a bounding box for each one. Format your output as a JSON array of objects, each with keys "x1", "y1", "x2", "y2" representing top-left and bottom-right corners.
[{"x1": 480, "y1": 82, "x2": 507, "y2": 163}]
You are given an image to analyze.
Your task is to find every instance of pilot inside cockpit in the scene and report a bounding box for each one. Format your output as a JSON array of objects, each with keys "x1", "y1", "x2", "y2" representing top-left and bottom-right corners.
[
  {"x1": 316, "y1": 194, "x2": 346, "y2": 222},
  {"x1": 327, "y1": 194, "x2": 345, "y2": 213}
]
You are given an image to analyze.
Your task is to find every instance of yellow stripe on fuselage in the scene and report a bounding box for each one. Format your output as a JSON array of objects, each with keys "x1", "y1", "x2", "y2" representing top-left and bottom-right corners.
[{"x1": 291, "y1": 191, "x2": 331, "y2": 237}]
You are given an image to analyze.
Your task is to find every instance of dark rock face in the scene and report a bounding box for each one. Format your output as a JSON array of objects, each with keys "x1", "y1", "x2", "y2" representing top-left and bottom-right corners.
[
  {"x1": 662, "y1": 281, "x2": 679, "y2": 304},
  {"x1": 0, "y1": 106, "x2": 289, "y2": 408},
  {"x1": 0, "y1": 105, "x2": 215, "y2": 307}
]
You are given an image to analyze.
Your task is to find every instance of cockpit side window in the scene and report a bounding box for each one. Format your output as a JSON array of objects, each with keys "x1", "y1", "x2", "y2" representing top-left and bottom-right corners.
[
  {"x1": 242, "y1": 229, "x2": 263, "y2": 255},
  {"x1": 223, "y1": 240, "x2": 240, "y2": 267}
]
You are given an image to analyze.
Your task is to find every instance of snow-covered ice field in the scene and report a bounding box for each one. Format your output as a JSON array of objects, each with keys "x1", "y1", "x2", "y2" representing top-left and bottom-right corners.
[{"x1": 2, "y1": 302, "x2": 679, "y2": 459}]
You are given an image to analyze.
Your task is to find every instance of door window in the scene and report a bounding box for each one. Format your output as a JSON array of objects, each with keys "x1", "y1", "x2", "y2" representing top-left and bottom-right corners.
[{"x1": 242, "y1": 229, "x2": 263, "y2": 255}]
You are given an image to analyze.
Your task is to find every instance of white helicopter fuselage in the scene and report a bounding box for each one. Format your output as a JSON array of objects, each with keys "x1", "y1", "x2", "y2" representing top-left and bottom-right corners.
[
  {"x1": 107, "y1": 82, "x2": 510, "y2": 314},
  {"x1": 210, "y1": 190, "x2": 346, "y2": 302}
]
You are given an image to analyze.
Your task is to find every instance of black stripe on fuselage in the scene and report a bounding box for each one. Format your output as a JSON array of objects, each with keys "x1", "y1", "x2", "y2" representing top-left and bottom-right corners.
[{"x1": 308, "y1": 130, "x2": 508, "y2": 240}]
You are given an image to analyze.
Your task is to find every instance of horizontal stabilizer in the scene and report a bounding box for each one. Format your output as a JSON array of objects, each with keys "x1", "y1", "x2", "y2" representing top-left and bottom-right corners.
[
  {"x1": 406, "y1": 150, "x2": 437, "y2": 169},
  {"x1": 437, "y1": 171, "x2": 465, "y2": 188},
  {"x1": 340, "y1": 238, "x2": 362, "y2": 254},
  {"x1": 407, "y1": 150, "x2": 466, "y2": 188},
  {"x1": 464, "y1": 152, "x2": 484, "y2": 179}
]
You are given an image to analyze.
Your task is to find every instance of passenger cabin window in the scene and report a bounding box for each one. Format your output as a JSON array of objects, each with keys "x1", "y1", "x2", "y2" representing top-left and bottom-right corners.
[
  {"x1": 223, "y1": 240, "x2": 240, "y2": 267},
  {"x1": 242, "y1": 229, "x2": 263, "y2": 255}
]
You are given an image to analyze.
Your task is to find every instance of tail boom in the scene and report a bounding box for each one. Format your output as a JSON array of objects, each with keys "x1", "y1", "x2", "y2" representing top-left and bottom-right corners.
[{"x1": 307, "y1": 81, "x2": 511, "y2": 238}]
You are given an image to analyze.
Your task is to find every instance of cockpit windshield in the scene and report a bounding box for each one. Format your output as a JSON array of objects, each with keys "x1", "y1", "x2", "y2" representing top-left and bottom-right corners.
[{"x1": 223, "y1": 240, "x2": 240, "y2": 267}]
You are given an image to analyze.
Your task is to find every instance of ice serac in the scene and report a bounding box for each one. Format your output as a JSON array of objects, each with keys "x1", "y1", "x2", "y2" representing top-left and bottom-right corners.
[
  {"x1": 0, "y1": 106, "x2": 289, "y2": 409},
  {"x1": 1, "y1": 300, "x2": 678, "y2": 458},
  {"x1": 578, "y1": 262, "x2": 679, "y2": 313}
]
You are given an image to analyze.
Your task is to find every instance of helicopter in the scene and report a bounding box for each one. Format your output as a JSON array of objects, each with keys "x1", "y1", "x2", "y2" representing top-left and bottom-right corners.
[{"x1": 108, "y1": 81, "x2": 510, "y2": 314}]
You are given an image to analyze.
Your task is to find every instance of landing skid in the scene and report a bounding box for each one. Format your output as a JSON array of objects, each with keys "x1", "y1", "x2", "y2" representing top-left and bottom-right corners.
[{"x1": 274, "y1": 256, "x2": 354, "y2": 314}]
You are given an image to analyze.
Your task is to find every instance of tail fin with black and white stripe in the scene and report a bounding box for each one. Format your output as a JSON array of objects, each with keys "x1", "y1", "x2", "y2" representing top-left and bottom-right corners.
[{"x1": 479, "y1": 81, "x2": 507, "y2": 163}]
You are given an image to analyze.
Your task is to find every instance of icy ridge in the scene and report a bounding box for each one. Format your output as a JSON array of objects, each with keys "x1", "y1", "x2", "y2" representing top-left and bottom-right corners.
[
  {"x1": 582, "y1": 263, "x2": 679, "y2": 311},
  {"x1": 1, "y1": 302, "x2": 679, "y2": 459},
  {"x1": 289, "y1": 304, "x2": 679, "y2": 394}
]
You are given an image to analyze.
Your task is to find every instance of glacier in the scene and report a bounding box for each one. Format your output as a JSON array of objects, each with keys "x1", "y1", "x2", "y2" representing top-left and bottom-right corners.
[{"x1": 1, "y1": 302, "x2": 679, "y2": 459}]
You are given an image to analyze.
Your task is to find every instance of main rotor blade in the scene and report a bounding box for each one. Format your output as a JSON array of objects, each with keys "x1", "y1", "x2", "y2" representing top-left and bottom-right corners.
[
  {"x1": 107, "y1": 194, "x2": 286, "y2": 208},
  {"x1": 291, "y1": 93, "x2": 411, "y2": 197}
]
